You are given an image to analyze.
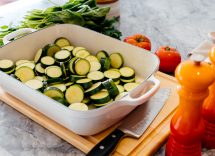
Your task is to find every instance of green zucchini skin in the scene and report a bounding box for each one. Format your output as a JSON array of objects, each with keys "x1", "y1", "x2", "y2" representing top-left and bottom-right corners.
[
  {"x1": 102, "y1": 79, "x2": 119, "y2": 98},
  {"x1": 52, "y1": 97, "x2": 69, "y2": 106},
  {"x1": 96, "y1": 50, "x2": 109, "y2": 60},
  {"x1": 43, "y1": 86, "x2": 64, "y2": 99},
  {"x1": 43, "y1": 44, "x2": 61, "y2": 57},
  {"x1": 70, "y1": 75, "x2": 86, "y2": 82},
  {"x1": 90, "y1": 91, "x2": 111, "y2": 104},
  {"x1": 85, "y1": 82, "x2": 103, "y2": 96},
  {"x1": 100, "y1": 57, "x2": 110, "y2": 71},
  {"x1": 60, "y1": 62, "x2": 68, "y2": 78},
  {"x1": 54, "y1": 37, "x2": 71, "y2": 48},
  {"x1": 76, "y1": 78, "x2": 93, "y2": 89},
  {"x1": 0, "y1": 59, "x2": 15, "y2": 72}
]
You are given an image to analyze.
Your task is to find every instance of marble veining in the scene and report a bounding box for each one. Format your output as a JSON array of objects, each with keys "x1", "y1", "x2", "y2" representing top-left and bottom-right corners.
[{"x1": 0, "y1": 0, "x2": 215, "y2": 155}]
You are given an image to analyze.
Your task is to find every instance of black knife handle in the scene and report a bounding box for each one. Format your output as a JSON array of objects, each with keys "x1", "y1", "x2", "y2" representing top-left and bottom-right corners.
[{"x1": 86, "y1": 129, "x2": 125, "y2": 156}]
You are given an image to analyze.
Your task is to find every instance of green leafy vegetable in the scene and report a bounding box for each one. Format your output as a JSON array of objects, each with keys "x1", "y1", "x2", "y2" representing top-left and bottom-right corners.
[{"x1": 0, "y1": 0, "x2": 121, "y2": 46}]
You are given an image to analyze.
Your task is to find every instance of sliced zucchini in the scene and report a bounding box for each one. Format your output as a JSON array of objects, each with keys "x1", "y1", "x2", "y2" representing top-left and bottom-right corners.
[
  {"x1": 59, "y1": 62, "x2": 68, "y2": 78},
  {"x1": 35, "y1": 63, "x2": 45, "y2": 75},
  {"x1": 45, "y1": 66, "x2": 62, "y2": 78},
  {"x1": 68, "y1": 103, "x2": 88, "y2": 111},
  {"x1": 65, "y1": 82, "x2": 74, "y2": 87},
  {"x1": 34, "y1": 76, "x2": 44, "y2": 81},
  {"x1": 124, "y1": 83, "x2": 140, "y2": 92},
  {"x1": 94, "y1": 99, "x2": 113, "y2": 107},
  {"x1": 75, "y1": 49, "x2": 90, "y2": 58},
  {"x1": 68, "y1": 57, "x2": 78, "y2": 74},
  {"x1": 73, "y1": 58, "x2": 90, "y2": 76},
  {"x1": 44, "y1": 86, "x2": 64, "y2": 98},
  {"x1": 119, "y1": 67, "x2": 135, "y2": 79},
  {"x1": 104, "y1": 70, "x2": 120, "y2": 82},
  {"x1": 5, "y1": 68, "x2": 15, "y2": 74},
  {"x1": 46, "y1": 77, "x2": 64, "y2": 85},
  {"x1": 51, "y1": 83, "x2": 66, "y2": 92},
  {"x1": 43, "y1": 44, "x2": 61, "y2": 57},
  {"x1": 90, "y1": 62, "x2": 101, "y2": 72},
  {"x1": 116, "y1": 85, "x2": 124, "y2": 93},
  {"x1": 72, "y1": 47, "x2": 86, "y2": 56},
  {"x1": 62, "y1": 46, "x2": 74, "y2": 52},
  {"x1": 96, "y1": 50, "x2": 109, "y2": 60},
  {"x1": 65, "y1": 85, "x2": 84, "y2": 104},
  {"x1": 0, "y1": 59, "x2": 14, "y2": 72},
  {"x1": 100, "y1": 57, "x2": 110, "y2": 71},
  {"x1": 76, "y1": 78, "x2": 93, "y2": 89},
  {"x1": 85, "y1": 55, "x2": 99, "y2": 62},
  {"x1": 54, "y1": 50, "x2": 71, "y2": 62},
  {"x1": 110, "y1": 53, "x2": 124, "y2": 69},
  {"x1": 52, "y1": 97, "x2": 69, "y2": 106},
  {"x1": 82, "y1": 97, "x2": 91, "y2": 104},
  {"x1": 102, "y1": 79, "x2": 119, "y2": 98},
  {"x1": 15, "y1": 60, "x2": 31, "y2": 66},
  {"x1": 121, "y1": 78, "x2": 135, "y2": 83},
  {"x1": 87, "y1": 71, "x2": 104, "y2": 83},
  {"x1": 41, "y1": 56, "x2": 55, "y2": 68},
  {"x1": 114, "y1": 80, "x2": 121, "y2": 85},
  {"x1": 115, "y1": 92, "x2": 128, "y2": 101},
  {"x1": 88, "y1": 104, "x2": 96, "y2": 110},
  {"x1": 54, "y1": 37, "x2": 71, "y2": 48},
  {"x1": 16, "y1": 62, "x2": 35, "y2": 70},
  {"x1": 34, "y1": 48, "x2": 44, "y2": 64},
  {"x1": 90, "y1": 91, "x2": 111, "y2": 104},
  {"x1": 25, "y1": 79, "x2": 43, "y2": 91},
  {"x1": 15, "y1": 66, "x2": 35, "y2": 82},
  {"x1": 70, "y1": 75, "x2": 86, "y2": 82},
  {"x1": 85, "y1": 82, "x2": 103, "y2": 96}
]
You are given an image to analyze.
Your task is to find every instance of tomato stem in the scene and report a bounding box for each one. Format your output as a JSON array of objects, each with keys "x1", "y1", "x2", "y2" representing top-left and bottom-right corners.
[{"x1": 165, "y1": 47, "x2": 171, "y2": 51}]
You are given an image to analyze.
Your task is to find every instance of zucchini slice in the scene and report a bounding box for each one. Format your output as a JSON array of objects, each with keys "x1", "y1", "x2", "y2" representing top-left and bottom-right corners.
[
  {"x1": 62, "y1": 46, "x2": 74, "y2": 52},
  {"x1": 85, "y1": 55, "x2": 99, "y2": 62},
  {"x1": 0, "y1": 59, "x2": 14, "y2": 72},
  {"x1": 68, "y1": 103, "x2": 88, "y2": 111},
  {"x1": 25, "y1": 79, "x2": 43, "y2": 91},
  {"x1": 100, "y1": 57, "x2": 110, "y2": 71},
  {"x1": 119, "y1": 67, "x2": 135, "y2": 79},
  {"x1": 70, "y1": 75, "x2": 86, "y2": 82},
  {"x1": 104, "y1": 70, "x2": 121, "y2": 82},
  {"x1": 90, "y1": 62, "x2": 101, "y2": 72},
  {"x1": 15, "y1": 60, "x2": 31, "y2": 66},
  {"x1": 44, "y1": 44, "x2": 61, "y2": 57},
  {"x1": 34, "y1": 76, "x2": 44, "y2": 82},
  {"x1": 54, "y1": 50, "x2": 71, "y2": 62},
  {"x1": 116, "y1": 85, "x2": 125, "y2": 93},
  {"x1": 51, "y1": 83, "x2": 66, "y2": 92},
  {"x1": 74, "y1": 58, "x2": 90, "y2": 76},
  {"x1": 94, "y1": 99, "x2": 113, "y2": 107},
  {"x1": 68, "y1": 57, "x2": 78, "y2": 74},
  {"x1": 35, "y1": 63, "x2": 45, "y2": 75},
  {"x1": 87, "y1": 71, "x2": 104, "y2": 83},
  {"x1": 45, "y1": 66, "x2": 62, "y2": 78},
  {"x1": 121, "y1": 78, "x2": 135, "y2": 83},
  {"x1": 76, "y1": 78, "x2": 93, "y2": 89},
  {"x1": 15, "y1": 66, "x2": 35, "y2": 82},
  {"x1": 46, "y1": 77, "x2": 64, "y2": 85},
  {"x1": 44, "y1": 86, "x2": 64, "y2": 98},
  {"x1": 65, "y1": 82, "x2": 74, "y2": 87},
  {"x1": 96, "y1": 50, "x2": 109, "y2": 60},
  {"x1": 16, "y1": 62, "x2": 35, "y2": 70},
  {"x1": 41, "y1": 56, "x2": 55, "y2": 68},
  {"x1": 52, "y1": 97, "x2": 69, "y2": 106},
  {"x1": 72, "y1": 47, "x2": 86, "y2": 56},
  {"x1": 59, "y1": 62, "x2": 68, "y2": 78},
  {"x1": 34, "y1": 48, "x2": 44, "y2": 64},
  {"x1": 75, "y1": 49, "x2": 90, "y2": 58},
  {"x1": 85, "y1": 82, "x2": 103, "y2": 96},
  {"x1": 102, "y1": 79, "x2": 119, "y2": 98},
  {"x1": 82, "y1": 97, "x2": 91, "y2": 104},
  {"x1": 114, "y1": 80, "x2": 121, "y2": 85},
  {"x1": 115, "y1": 92, "x2": 128, "y2": 101},
  {"x1": 90, "y1": 91, "x2": 111, "y2": 104},
  {"x1": 65, "y1": 85, "x2": 84, "y2": 104},
  {"x1": 110, "y1": 53, "x2": 124, "y2": 69},
  {"x1": 124, "y1": 83, "x2": 140, "y2": 92},
  {"x1": 54, "y1": 37, "x2": 71, "y2": 48},
  {"x1": 5, "y1": 68, "x2": 15, "y2": 74}
]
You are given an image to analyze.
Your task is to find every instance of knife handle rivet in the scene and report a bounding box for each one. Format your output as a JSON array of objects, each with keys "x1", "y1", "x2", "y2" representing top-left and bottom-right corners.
[
  {"x1": 112, "y1": 134, "x2": 116, "y2": 138},
  {"x1": 99, "y1": 145, "x2": 104, "y2": 150}
]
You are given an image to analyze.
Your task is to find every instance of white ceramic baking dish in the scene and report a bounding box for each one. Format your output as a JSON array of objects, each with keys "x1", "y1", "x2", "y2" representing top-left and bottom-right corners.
[{"x1": 0, "y1": 24, "x2": 160, "y2": 136}]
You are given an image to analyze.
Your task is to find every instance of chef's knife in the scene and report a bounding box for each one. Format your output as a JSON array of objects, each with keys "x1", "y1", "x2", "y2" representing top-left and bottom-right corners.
[{"x1": 86, "y1": 89, "x2": 168, "y2": 156}]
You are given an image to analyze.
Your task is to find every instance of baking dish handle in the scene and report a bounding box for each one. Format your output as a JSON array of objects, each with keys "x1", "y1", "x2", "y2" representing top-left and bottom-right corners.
[
  {"x1": 121, "y1": 75, "x2": 160, "y2": 106},
  {"x1": 3, "y1": 28, "x2": 36, "y2": 45}
]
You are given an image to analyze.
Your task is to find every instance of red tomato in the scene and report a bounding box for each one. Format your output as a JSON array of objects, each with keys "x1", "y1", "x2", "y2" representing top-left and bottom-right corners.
[
  {"x1": 124, "y1": 34, "x2": 151, "y2": 51},
  {"x1": 155, "y1": 46, "x2": 181, "y2": 73}
]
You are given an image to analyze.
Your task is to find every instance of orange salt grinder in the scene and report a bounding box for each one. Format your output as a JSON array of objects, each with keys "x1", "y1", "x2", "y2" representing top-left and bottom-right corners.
[
  {"x1": 166, "y1": 54, "x2": 215, "y2": 156},
  {"x1": 202, "y1": 46, "x2": 215, "y2": 148}
]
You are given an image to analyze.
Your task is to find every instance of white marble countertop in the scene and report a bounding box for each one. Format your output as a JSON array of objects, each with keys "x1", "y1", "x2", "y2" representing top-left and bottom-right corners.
[{"x1": 0, "y1": 0, "x2": 215, "y2": 155}]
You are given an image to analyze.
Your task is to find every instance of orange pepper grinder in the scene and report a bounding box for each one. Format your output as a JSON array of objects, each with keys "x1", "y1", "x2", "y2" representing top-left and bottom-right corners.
[
  {"x1": 166, "y1": 54, "x2": 215, "y2": 156},
  {"x1": 202, "y1": 46, "x2": 215, "y2": 148}
]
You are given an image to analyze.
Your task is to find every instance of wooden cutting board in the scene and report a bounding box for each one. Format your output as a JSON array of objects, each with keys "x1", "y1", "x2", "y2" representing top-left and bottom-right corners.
[{"x1": 0, "y1": 72, "x2": 179, "y2": 156}]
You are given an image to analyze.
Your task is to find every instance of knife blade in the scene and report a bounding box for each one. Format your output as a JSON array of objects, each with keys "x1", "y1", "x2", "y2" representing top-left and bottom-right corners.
[{"x1": 87, "y1": 89, "x2": 170, "y2": 156}]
